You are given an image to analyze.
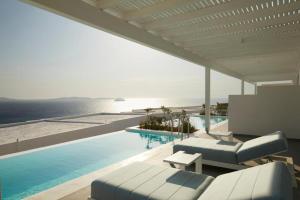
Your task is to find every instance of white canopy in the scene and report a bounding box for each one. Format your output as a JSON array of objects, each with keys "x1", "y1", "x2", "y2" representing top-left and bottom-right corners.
[{"x1": 25, "y1": 0, "x2": 300, "y2": 83}]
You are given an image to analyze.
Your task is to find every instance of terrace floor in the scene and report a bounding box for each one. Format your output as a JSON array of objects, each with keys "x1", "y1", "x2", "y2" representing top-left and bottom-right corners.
[{"x1": 56, "y1": 123, "x2": 300, "y2": 200}]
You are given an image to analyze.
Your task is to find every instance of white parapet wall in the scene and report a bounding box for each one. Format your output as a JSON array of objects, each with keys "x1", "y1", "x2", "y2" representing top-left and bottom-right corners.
[{"x1": 228, "y1": 85, "x2": 300, "y2": 139}]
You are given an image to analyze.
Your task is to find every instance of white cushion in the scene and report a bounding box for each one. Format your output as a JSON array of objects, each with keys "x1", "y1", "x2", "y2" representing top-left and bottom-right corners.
[
  {"x1": 237, "y1": 131, "x2": 288, "y2": 163},
  {"x1": 198, "y1": 162, "x2": 293, "y2": 200},
  {"x1": 174, "y1": 138, "x2": 242, "y2": 163}
]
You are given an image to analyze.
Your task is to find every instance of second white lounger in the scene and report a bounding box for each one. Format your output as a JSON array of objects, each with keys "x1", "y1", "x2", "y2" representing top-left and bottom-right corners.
[{"x1": 173, "y1": 131, "x2": 288, "y2": 169}]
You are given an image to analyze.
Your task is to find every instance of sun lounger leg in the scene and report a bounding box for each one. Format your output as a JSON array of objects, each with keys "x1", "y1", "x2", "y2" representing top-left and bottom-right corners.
[{"x1": 195, "y1": 157, "x2": 202, "y2": 174}]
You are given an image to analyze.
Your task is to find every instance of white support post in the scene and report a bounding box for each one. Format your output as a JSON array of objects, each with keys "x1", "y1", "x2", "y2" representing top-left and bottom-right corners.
[
  {"x1": 205, "y1": 67, "x2": 211, "y2": 133},
  {"x1": 241, "y1": 80, "x2": 245, "y2": 95},
  {"x1": 297, "y1": 69, "x2": 300, "y2": 85},
  {"x1": 254, "y1": 83, "x2": 257, "y2": 95}
]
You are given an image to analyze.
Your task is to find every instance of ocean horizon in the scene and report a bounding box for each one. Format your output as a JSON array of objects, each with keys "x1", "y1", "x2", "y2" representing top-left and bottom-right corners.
[{"x1": 0, "y1": 97, "x2": 227, "y2": 124}]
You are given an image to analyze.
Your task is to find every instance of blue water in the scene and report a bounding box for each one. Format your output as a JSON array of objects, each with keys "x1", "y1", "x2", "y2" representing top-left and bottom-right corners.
[
  {"x1": 190, "y1": 115, "x2": 227, "y2": 130},
  {"x1": 0, "y1": 130, "x2": 176, "y2": 200},
  {"x1": 0, "y1": 98, "x2": 227, "y2": 124},
  {"x1": 171, "y1": 115, "x2": 227, "y2": 130}
]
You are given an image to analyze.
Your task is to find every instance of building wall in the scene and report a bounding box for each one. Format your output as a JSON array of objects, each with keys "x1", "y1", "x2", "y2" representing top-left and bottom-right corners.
[{"x1": 228, "y1": 85, "x2": 300, "y2": 139}]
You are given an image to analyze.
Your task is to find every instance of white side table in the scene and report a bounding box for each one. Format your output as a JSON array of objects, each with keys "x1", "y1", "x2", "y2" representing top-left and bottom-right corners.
[
  {"x1": 209, "y1": 131, "x2": 233, "y2": 142},
  {"x1": 163, "y1": 151, "x2": 202, "y2": 174}
]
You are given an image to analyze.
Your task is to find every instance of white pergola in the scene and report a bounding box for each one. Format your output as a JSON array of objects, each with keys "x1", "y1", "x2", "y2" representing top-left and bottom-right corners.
[{"x1": 24, "y1": 0, "x2": 300, "y2": 131}]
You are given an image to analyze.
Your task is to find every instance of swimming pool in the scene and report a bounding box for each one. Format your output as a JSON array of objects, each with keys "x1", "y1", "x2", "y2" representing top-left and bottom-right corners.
[
  {"x1": 190, "y1": 115, "x2": 227, "y2": 129},
  {"x1": 0, "y1": 130, "x2": 176, "y2": 200},
  {"x1": 171, "y1": 115, "x2": 227, "y2": 130},
  {"x1": 0, "y1": 115, "x2": 226, "y2": 199}
]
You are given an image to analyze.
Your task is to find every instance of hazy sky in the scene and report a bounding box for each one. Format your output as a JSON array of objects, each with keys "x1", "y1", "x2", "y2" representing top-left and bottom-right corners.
[{"x1": 0, "y1": 0, "x2": 254, "y2": 99}]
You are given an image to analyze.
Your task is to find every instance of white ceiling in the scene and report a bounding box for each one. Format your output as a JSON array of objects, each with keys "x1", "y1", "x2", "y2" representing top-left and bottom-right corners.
[{"x1": 24, "y1": 0, "x2": 300, "y2": 83}]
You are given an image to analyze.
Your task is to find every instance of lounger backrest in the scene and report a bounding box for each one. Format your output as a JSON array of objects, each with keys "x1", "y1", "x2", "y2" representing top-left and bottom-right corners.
[
  {"x1": 236, "y1": 131, "x2": 288, "y2": 163},
  {"x1": 198, "y1": 161, "x2": 293, "y2": 200}
]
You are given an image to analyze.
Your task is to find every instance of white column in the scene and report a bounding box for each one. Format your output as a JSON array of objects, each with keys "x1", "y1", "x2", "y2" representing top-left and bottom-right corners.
[
  {"x1": 254, "y1": 83, "x2": 257, "y2": 95},
  {"x1": 241, "y1": 80, "x2": 245, "y2": 95},
  {"x1": 297, "y1": 70, "x2": 300, "y2": 85},
  {"x1": 205, "y1": 67, "x2": 211, "y2": 133}
]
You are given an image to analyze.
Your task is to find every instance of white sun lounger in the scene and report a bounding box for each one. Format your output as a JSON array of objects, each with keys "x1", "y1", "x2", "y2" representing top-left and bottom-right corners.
[
  {"x1": 90, "y1": 161, "x2": 293, "y2": 200},
  {"x1": 173, "y1": 131, "x2": 288, "y2": 170}
]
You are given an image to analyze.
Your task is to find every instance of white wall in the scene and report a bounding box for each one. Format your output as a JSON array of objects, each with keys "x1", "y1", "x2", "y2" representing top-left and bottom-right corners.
[{"x1": 228, "y1": 85, "x2": 300, "y2": 139}]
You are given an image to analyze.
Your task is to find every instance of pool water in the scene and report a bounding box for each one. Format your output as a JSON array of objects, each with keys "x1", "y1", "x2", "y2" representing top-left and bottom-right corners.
[
  {"x1": 172, "y1": 115, "x2": 227, "y2": 130},
  {"x1": 0, "y1": 130, "x2": 175, "y2": 200},
  {"x1": 0, "y1": 115, "x2": 226, "y2": 200},
  {"x1": 190, "y1": 115, "x2": 227, "y2": 129}
]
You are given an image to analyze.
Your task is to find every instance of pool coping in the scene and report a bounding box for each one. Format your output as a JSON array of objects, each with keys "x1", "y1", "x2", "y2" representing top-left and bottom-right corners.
[{"x1": 126, "y1": 126, "x2": 180, "y2": 137}]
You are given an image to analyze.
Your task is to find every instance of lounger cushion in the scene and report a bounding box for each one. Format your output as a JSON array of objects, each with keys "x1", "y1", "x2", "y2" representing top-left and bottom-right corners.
[
  {"x1": 198, "y1": 161, "x2": 293, "y2": 200},
  {"x1": 173, "y1": 138, "x2": 242, "y2": 164},
  {"x1": 237, "y1": 131, "x2": 288, "y2": 163},
  {"x1": 91, "y1": 162, "x2": 214, "y2": 200}
]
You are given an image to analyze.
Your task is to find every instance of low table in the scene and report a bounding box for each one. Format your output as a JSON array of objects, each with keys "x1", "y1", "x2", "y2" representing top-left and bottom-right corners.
[
  {"x1": 163, "y1": 151, "x2": 202, "y2": 174},
  {"x1": 209, "y1": 131, "x2": 233, "y2": 141}
]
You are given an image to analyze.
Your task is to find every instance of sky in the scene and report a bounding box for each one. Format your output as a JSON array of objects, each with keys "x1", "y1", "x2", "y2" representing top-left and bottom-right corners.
[{"x1": 0, "y1": 0, "x2": 254, "y2": 99}]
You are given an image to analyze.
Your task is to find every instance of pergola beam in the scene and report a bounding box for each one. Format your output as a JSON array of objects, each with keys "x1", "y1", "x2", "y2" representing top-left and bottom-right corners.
[
  {"x1": 182, "y1": 30, "x2": 300, "y2": 47},
  {"x1": 172, "y1": 26, "x2": 300, "y2": 50},
  {"x1": 189, "y1": 39, "x2": 300, "y2": 53},
  {"x1": 177, "y1": 27, "x2": 300, "y2": 44},
  {"x1": 196, "y1": 46, "x2": 300, "y2": 59},
  {"x1": 185, "y1": 35, "x2": 300, "y2": 49},
  {"x1": 245, "y1": 72, "x2": 297, "y2": 82}
]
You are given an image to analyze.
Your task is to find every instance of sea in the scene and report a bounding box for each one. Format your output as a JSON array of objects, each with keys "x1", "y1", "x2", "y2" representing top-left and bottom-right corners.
[{"x1": 0, "y1": 98, "x2": 227, "y2": 124}]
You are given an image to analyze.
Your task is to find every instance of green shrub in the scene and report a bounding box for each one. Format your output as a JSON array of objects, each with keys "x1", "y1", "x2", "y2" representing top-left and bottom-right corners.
[{"x1": 139, "y1": 115, "x2": 196, "y2": 134}]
